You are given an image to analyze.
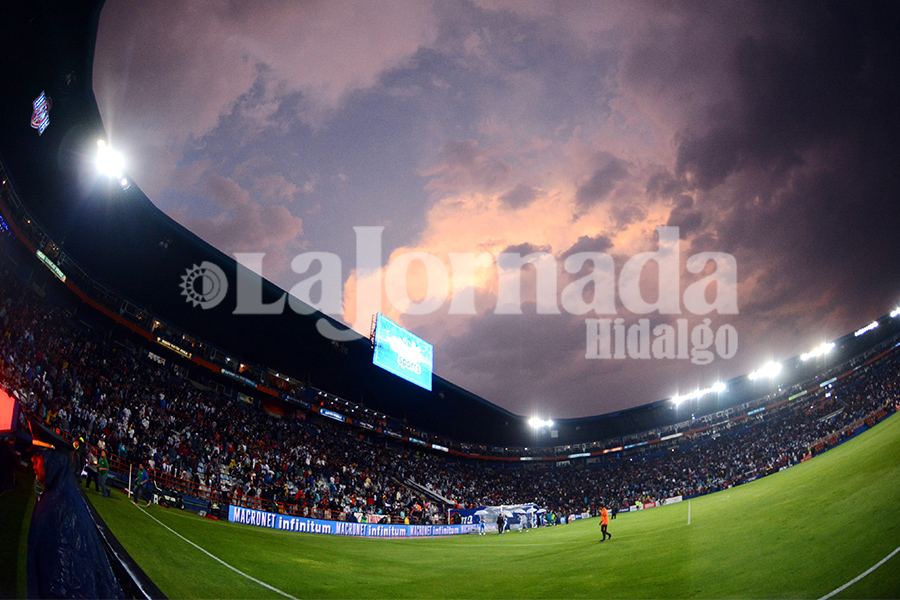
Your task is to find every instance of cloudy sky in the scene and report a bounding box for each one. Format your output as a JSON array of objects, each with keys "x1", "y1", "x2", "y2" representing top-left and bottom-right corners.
[{"x1": 94, "y1": 0, "x2": 900, "y2": 418}]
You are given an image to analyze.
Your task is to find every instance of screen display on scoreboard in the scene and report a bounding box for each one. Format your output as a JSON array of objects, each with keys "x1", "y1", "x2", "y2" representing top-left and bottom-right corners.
[{"x1": 372, "y1": 314, "x2": 433, "y2": 391}]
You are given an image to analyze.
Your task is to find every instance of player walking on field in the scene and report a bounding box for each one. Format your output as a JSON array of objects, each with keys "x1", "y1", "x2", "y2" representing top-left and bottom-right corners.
[{"x1": 600, "y1": 505, "x2": 612, "y2": 542}]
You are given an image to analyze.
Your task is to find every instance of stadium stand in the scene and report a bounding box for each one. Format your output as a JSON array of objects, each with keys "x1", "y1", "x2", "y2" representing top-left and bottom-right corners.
[{"x1": 1, "y1": 252, "x2": 897, "y2": 524}]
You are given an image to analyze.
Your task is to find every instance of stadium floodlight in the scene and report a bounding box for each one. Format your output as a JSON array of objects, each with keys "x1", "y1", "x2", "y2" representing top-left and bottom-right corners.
[
  {"x1": 672, "y1": 381, "x2": 726, "y2": 406},
  {"x1": 748, "y1": 361, "x2": 782, "y2": 381},
  {"x1": 853, "y1": 321, "x2": 879, "y2": 337},
  {"x1": 800, "y1": 341, "x2": 835, "y2": 362},
  {"x1": 528, "y1": 417, "x2": 554, "y2": 429},
  {"x1": 95, "y1": 139, "x2": 127, "y2": 182},
  {"x1": 890, "y1": 307, "x2": 900, "y2": 318}
]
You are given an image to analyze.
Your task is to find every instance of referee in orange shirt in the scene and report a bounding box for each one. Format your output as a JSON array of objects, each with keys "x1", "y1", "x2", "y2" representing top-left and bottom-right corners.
[{"x1": 599, "y1": 505, "x2": 612, "y2": 542}]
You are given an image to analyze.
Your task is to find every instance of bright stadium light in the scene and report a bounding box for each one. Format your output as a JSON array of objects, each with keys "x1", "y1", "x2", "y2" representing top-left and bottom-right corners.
[
  {"x1": 672, "y1": 381, "x2": 726, "y2": 406},
  {"x1": 890, "y1": 307, "x2": 900, "y2": 318},
  {"x1": 800, "y1": 341, "x2": 835, "y2": 362},
  {"x1": 95, "y1": 139, "x2": 127, "y2": 180},
  {"x1": 853, "y1": 321, "x2": 879, "y2": 337},
  {"x1": 528, "y1": 417, "x2": 554, "y2": 429},
  {"x1": 748, "y1": 361, "x2": 782, "y2": 381}
]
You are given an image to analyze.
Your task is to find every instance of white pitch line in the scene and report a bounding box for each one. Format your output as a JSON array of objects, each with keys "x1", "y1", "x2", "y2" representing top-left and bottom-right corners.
[
  {"x1": 687, "y1": 500, "x2": 691, "y2": 526},
  {"x1": 817, "y1": 545, "x2": 900, "y2": 600},
  {"x1": 134, "y1": 504, "x2": 298, "y2": 600}
]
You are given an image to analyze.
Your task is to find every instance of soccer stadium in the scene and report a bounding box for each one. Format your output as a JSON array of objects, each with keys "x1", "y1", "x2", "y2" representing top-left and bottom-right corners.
[{"x1": 1, "y1": 1, "x2": 899, "y2": 599}]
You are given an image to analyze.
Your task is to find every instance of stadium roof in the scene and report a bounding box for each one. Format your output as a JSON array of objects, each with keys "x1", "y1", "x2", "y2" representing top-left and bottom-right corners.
[{"x1": 1, "y1": 0, "x2": 898, "y2": 448}]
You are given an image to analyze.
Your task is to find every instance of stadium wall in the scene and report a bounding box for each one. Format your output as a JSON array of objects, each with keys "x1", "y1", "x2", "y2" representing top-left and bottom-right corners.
[{"x1": 228, "y1": 505, "x2": 479, "y2": 538}]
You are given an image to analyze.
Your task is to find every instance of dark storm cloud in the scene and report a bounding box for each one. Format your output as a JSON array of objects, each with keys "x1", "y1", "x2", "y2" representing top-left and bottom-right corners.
[
  {"x1": 432, "y1": 308, "x2": 592, "y2": 414},
  {"x1": 435, "y1": 0, "x2": 900, "y2": 415},
  {"x1": 423, "y1": 139, "x2": 512, "y2": 193},
  {"x1": 95, "y1": 0, "x2": 900, "y2": 418},
  {"x1": 502, "y1": 242, "x2": 551, "y2": 256},
  {"x1": 499, "y1": 184, "x2": 539, "y2": 209},
  {"x1": 624, "y1": 0, "x2": 900, "y2": 374},
  {"x1": 608, "y1": 202, "x2": 647, "y2": 229},
  {"x1": 666, "y1": 195, "x2": 702, "y2": 234},
  {"x1": 561, "y1": 235, "x2": 613, "y2": 259},
  {"x1": 574, "y1": 152, "x2": 629, "y2": 210},
  {"x1": 689, "y1": 4, "x2": 897, "y2": 302},
  {"x1": 428, "y1": 307, "x2": 709, "y2": 416}
]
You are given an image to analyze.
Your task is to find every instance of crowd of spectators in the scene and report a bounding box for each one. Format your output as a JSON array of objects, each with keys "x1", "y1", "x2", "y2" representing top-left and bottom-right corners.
[
  {"x1": 391, "y1": 349, "x2": 898, "y2": 517},
  {"x1": 1, "y1": 265, "x2": 897, "y2": 523},
  {"x1": 0, "y1": 268, "x2": 448, "y2": 523}
]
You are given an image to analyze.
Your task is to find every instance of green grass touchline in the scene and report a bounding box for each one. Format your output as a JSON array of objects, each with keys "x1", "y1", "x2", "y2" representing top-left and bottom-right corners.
[
  {"x1": 133, "y1": 502, "x2": 299, "y2": 600},
  {"x1": 817, "y1": 545, "x2": 900, "y2": 600},
  {"x1": 89, "y1": 414, "x2": 900, "y2": 599}
]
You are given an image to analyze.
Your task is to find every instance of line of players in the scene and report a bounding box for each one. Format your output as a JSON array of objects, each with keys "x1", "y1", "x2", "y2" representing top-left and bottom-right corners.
[{"x1": 476, "y1": 504, "x2": 616, "y2": 540}]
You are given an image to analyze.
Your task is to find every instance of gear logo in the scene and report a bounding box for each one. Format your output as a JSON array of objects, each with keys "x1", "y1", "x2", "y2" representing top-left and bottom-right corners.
[{"x1": 179, "y1": 262, "x2": 228, "y2": 309}]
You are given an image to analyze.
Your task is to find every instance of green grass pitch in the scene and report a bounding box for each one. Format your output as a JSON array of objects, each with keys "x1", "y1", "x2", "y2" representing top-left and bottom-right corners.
[{"x1": 89, "y1": 414, "x2": 900, "y2": 599}]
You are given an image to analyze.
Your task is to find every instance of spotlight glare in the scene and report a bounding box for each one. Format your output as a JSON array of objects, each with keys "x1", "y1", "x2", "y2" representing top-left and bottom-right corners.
[
  {"x1": 890, "y1": 307, "x2": 900, "y2": 318},
  {"x1": 853, "y1": 321, "x2": 879, "y2": 337},
  {"x1": 671, "y1": 381, "x2": 726, "y2": 406},
  {"x1": 800, "y1": 341, "x2": 835, "y2": 362},
  {"x1": 95, "y1": 139, "x2": 126, "y2": 179},
  {"x1": 748, "y1": 361, "x2": 782, "y2": 381},
  {"x1": 527, "y1": 417, "x2": 553, "y2": 429}
]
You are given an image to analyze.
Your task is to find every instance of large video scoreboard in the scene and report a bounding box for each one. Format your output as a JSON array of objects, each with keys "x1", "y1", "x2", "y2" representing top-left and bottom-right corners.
[{"x1": 372, "y1": 313, "x2": 433, "y2": 391}]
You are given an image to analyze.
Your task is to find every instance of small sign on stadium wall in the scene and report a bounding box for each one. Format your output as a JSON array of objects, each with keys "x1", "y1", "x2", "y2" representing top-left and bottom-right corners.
[{"x1": 30, "y1": 91, "x2": 51, "y2": 135}]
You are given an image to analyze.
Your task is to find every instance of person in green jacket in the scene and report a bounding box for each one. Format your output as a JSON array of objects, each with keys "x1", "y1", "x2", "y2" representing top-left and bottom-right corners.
[{"x1": 98, "y1": 450, "x2": 110, "y2": 497}]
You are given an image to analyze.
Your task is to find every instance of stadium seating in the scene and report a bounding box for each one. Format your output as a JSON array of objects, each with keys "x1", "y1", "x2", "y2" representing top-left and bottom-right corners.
[{"x1": 0, "y1": 264, "x2": 896, "y2": 524}]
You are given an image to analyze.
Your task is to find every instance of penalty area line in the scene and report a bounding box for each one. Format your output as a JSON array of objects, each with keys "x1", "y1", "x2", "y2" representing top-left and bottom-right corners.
[
  {"x1": 134, "y1": 503, "x2": 298, "y2": 600},
  {"x1": 817, "y1": 545, "x2": 900, "y2": 600}
]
